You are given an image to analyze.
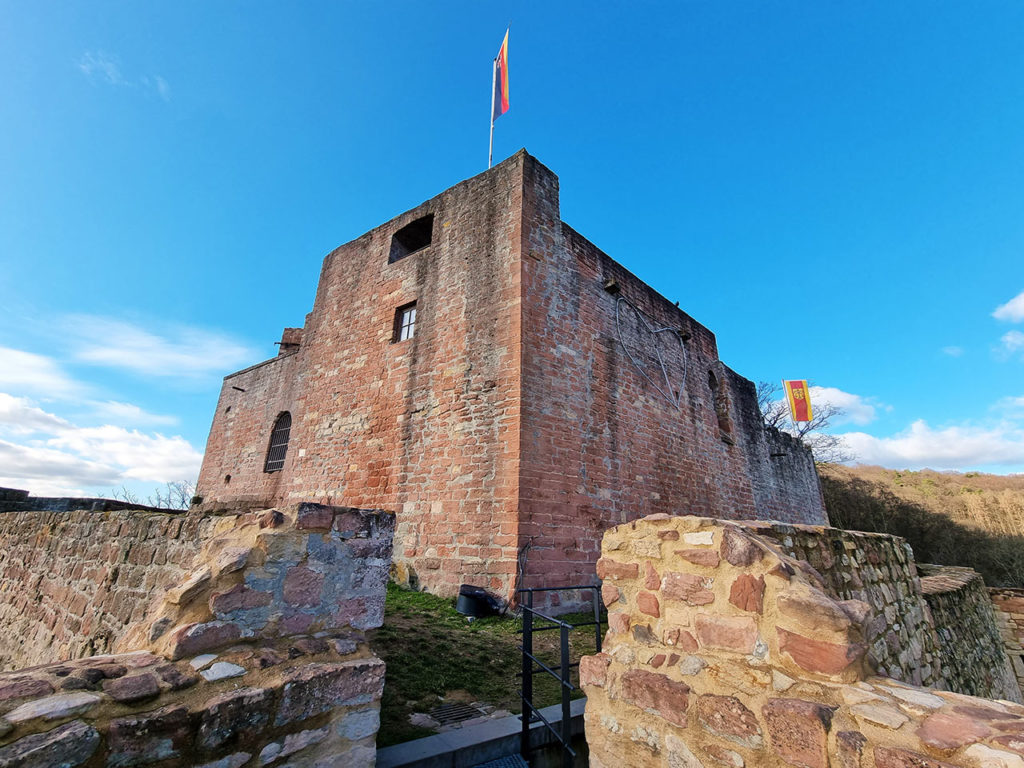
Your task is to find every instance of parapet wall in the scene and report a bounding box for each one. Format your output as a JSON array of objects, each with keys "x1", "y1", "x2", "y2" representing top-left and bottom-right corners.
[
  {"x1": 0, "y1": 502, "x2": 394, "y2": 768},
  {"x1": 582, "y1": 514, "x2": 1024, "y2": 768},
  {"x1": 0, "y1": 506, "x2": 225, "y2": 670},
  {"x1": 920, "y1": 565, "x2": 1021, "y2": 703},
  {"x1": 752, "y1": 522, "x2": 943, "y2": 689},
  {"x1": 992, "y1": 588, "x2": 1024, "y2": 700}
]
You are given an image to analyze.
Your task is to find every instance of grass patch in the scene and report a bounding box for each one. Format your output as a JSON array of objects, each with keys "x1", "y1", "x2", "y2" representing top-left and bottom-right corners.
[{"x1": 368, "y1": 582, "x2": 605, "y2": 747}]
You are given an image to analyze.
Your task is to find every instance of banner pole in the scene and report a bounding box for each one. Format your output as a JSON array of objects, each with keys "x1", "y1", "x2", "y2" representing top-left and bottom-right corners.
[{"x1": 488, "y1": 57, "x2": 497, "y2": 169}]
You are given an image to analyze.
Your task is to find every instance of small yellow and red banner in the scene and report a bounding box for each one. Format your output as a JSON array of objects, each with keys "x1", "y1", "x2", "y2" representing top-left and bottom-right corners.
[
  {"x1": 493, "y1": 30, "x2": 510, "y2": 121},
  {"x1": 783, "y1": 380, "x2": 813, "y2": 422}
]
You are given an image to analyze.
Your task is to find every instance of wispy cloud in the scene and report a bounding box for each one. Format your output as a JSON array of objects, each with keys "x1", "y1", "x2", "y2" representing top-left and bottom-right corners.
[
  {"x1": 77, "y1": 50, "x2": 170, "y2": 101},
  {"x1": 841, "y1": 420, "x2": 1024, "y2": 471},
  {"x1": 0, "y1": 346, "x2": 83, "y2": 398},
  {"x1": 65, "y1": 315, "x2": 256, "y2": 379},
  {"x1": 996, "y1": 330, "x2": 1024, "y2": 361},
  {"x1": 942, "y1": 346, "x2": 964, "y2": 357},
  {"x1": 87, "y1": 400, "x2": 178, "y2": 427},
  {"x1": 807, "y1": 386, "x2": 880, "y2": 426},
  {"x1": 993, "y1": 290, "x2": 1024, "y2": 323}
]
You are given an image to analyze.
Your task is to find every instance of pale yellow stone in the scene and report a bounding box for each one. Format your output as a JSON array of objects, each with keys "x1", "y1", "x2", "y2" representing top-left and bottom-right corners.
[
  {"x1": 682, "y1": 531, "x2": 714, "y2": 546},
  {"x1": 963, "y1": 744, "x2": 1024, "y2": 768},
  {"x1": 850, "y1": 702, "x2": 909, "y2": 729}
]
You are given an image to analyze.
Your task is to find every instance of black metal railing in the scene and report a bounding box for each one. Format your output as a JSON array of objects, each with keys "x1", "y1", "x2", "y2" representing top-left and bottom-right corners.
[{"x1": 517, "y1": 585, "x2": 604, "y2": 768}]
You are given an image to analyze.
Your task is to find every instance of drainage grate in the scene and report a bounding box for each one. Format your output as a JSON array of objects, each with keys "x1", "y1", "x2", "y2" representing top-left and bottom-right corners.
[
  {"x1": 472, "y1": 756, "x2": 529, "y2": 768},
  {"x1": 428, "y1": 701, "x2": 487, "y2": 727}
]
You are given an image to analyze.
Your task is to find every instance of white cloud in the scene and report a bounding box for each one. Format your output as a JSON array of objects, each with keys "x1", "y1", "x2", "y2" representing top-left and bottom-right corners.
[
  {"x1": 0, "y1": 391, "x2": 201, "y2": 496},
  {"x1": 47, "y1": 426, "x2": 201, "y2": 483},
  {"x1": 840, "y1": 420, "x2": 1024, "y2": 471},
  {"x1": 0, "y1": 347, "x2": 82, "y2": 397},
  {"x1": 942, "y1": 346, "x2": 964, "y2": 357},
  {"x1": 65, "y1": 315, "x2": 255, "y2": 379},
  {"x1": 87, "y1": 400, "x2": 178, "y2": 427},
  {"x1": 997, "y1": 330, "x2": 1024, "y2": 360},
  {"x1": 995, "y1": 395, "x2": 1024, "y2": 417},
  {"x1": 993, "y1": 290, "x2": 1024, "y2": 323},
  {"x1": 78, "y1": 51, "x2": 170, "y2": 101},
  {"x1": 0, "y1": 393, "x2": 70, "y2": 435},
  {"x1": 807, "y1": 387, "x2": 878, "y2": 426}
]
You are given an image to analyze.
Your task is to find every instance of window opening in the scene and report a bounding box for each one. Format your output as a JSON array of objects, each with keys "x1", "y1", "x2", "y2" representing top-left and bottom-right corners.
[
  {"x1": 264, "y1": 412, "x2": 292, "y2": 472},
  {"x1": 393, "y1": 302, "x2": 417, "y2": 342},
  {"x1": 388, "y1": 214, "x2": 434, "y2": 263}
]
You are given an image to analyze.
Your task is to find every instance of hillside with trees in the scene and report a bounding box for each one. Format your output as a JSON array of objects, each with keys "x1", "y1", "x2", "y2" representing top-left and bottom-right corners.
[{"x1": 820, "y1": 464, "x2": 1024, "y2": 588}]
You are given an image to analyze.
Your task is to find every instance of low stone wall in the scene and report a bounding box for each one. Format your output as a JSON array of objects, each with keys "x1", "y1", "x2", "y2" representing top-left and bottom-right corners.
[
  {"x1": 582, "y1": 514, "x2": 1024, "y2": 768},
  {"x1": 0, "y1": 502, "x2": 394, "y2": 768},
  {"x1": 920, "y1": 564, "x2": 1021, "y2": 702},
  {"x1": 0, "y1": 505, "x2": 227, "y2": 670},
  {"x1": 753, "y1": 522, "x2": 943, "y2": 689},
  {"x1": 992, "y1": 588, "x2": 1024, "y2": 700}
]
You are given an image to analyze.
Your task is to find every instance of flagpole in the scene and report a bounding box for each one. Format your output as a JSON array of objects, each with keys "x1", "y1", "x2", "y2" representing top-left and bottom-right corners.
[{"x1": 488, "y1": 56, "x2": 497, "y2": 168}]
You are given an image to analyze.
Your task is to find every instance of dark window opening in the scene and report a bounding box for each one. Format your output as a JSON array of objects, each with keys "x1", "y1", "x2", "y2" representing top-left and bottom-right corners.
[
  {"x1": 224, "y1": 474, "x2": 231, "y2": 484},
  {"x1": 707, "y1": 370, "x2": 733, "y2": 441},
  {"x1": 388, "y1": 214, "x2": 434, "y2": 263},
  {"x1": 264, "y1": 412, "x2": 292, "y2": 472},
  {"x1": 393, "y1": 302, "x2": 417, "y2": 342}
]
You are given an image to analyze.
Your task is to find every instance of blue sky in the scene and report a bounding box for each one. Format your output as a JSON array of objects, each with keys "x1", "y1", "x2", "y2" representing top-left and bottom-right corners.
[{"x1": 2, "y1": 2, "x2": 1023, "y2": 497}]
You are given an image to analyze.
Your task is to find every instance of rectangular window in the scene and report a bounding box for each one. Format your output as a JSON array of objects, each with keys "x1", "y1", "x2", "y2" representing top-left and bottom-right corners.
[{"x1": 393, "y1": 302, "x2": 417, "y2": 342}]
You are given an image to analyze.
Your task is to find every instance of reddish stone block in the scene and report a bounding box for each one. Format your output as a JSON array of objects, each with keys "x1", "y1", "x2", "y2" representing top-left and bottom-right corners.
[
  {"x1": 762, "y1": 698, "x2": 833, "y2": 768},
  {"x1": 729, "y1": 574, "x2": 765, "y2": 613},
  {"x1": 295, "y1": 503, "x2": 334, "y2": 530},
  {"x1": 283, "y1": 566, "x2": 325, "y2": 607},
  {"x1": 696, "y1": 615, "x2": 758, "y2": 654},
  {"x1": 601, "y1": 583, "x2": 620, "y2": 607},
  {"x1": 275, "y1": 659, "x2": 385, "y2": 725},
  {"x1": 0, "y1": 677, "x2": 53, "y2": 702},
  {"x1": 993, "y1": 734, "x2": 1024, "y2": 756},
  {"x1": 154, "y1": 664, "x2": 199, "y2": 691},
  {"x1": 210, "y1": 584, "x2": 273, "y2": 613},
  {"x1": 609, "y1": 611, "x2": 630, "y2": 634},
  {"x1": 579, "y1": 653, "x2": 610, "y2": 688},
  {"x1": 916, "y1": 712, "x2": 992, "y2": 750},
  {"x1": 873, "y1": 747, "x2": 958, "y2": 768},
  {"x1": 697, "y1": 694, "x2": 762, "y2": 748},
  {"x1": 721, "y1": 528, "x2": 763, "y2": 567},
  {"x1": 657, "y1": 530, "x2": 680, "y2": 541},
  {"x1": 777, "y1": 628, "x2": 865, "y2": 676},
  {"x1": 619, "y1": 669, "x2": 690, "y2": 726},
  {"x1": 777, "y1": 589, "x2": 852, "y2": 633},
  {"x1": 644, "y1": 561, "x2": 660, "y2": 590},
  {"x1": 662, "y1": 572, "x2": 714, "y2": 605},
  {"x1": 596, "y1": 558, "x2": 639, "y2": 580},
  {"x1": 675, "y1": 549, "x2": 721, "y2": 568},
  {"x1": 102, "y1": 673, "x2": 160, "y2": 704},
  {"x1": 167, "y1": 622, "x2": 243, "y2": 660},
  {"x1": 637, "y1": 591, "x2": 660, "y2": 618}
]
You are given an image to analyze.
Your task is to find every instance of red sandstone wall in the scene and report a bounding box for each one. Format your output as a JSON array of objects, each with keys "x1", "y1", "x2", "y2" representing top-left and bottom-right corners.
[
  {"x1": 517, "y1": 158, "x2": 825, "y2": 590},
  {"x1": 198, "y1": 153, "x2": 529, "y2": 598}
]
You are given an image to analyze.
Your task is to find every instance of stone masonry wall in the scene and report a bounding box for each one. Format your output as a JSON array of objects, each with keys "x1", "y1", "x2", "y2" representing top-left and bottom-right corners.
[
  {"x1": 754, "y1": 523, "x2": 944, "y2": 689},
  {"x1": 0, "y1": 506, "x2": 225, "y2": 671},
  {"x1": 991, "y1": 588, "x2": 1024, "y2": 700},
  {"x1": 0, "y1": 502, "x2": 394, "y2": 768},
  {"x1": 581, "y1": 514, "x2": 1024, "y2": 768},
  {"x1": 919, "y1": 565, "x2": 1021, "y2": 703}
]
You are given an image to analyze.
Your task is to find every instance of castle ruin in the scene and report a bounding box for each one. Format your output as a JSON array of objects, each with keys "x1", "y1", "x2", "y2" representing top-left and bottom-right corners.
[{"x1": 196, "y1": 151, "x2": 826, "y2": 600}]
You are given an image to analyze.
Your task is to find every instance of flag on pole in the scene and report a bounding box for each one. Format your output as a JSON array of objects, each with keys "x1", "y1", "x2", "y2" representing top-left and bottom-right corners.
[
  {"x1": 493, "y1": 29, "x2": 510, "y2": 121},
  {"x1": 783, "y1": 380, "x2": 813, "y2": 422}
]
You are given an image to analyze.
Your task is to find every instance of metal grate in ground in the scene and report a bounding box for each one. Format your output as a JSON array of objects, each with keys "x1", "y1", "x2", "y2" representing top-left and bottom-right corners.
[
  {"x1": 472, "y1": 755, "x2": 529, "y2": 768},
  {"x1": 427, "y1": 701, "x2": 488, "y2": 727}
]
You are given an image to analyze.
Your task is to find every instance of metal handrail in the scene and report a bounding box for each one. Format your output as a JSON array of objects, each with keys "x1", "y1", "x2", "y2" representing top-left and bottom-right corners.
[{"x1": 517, "y1": 585, "x2": 604, "y2": 768}]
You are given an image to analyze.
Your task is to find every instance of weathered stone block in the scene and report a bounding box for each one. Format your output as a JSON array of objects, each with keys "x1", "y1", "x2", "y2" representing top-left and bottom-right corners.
[
  {"x1": 107, "y1": 706, "x2": 191, "y2": 767},
  {"x1": 275, "y1": 659, "x2": 385, "y2": 726},
  {"x1": 0, "y1": 720, "x2": 99, "y2": 768},
  {"x1": 762, "y1": 698, "x2": 833, "y2": 768},
  {"x1": 198, "y1": 686, "x2": 275, "y2": 751},
  {"x1": 618, "y1": 669, "x2": 690, "y2": 726}
]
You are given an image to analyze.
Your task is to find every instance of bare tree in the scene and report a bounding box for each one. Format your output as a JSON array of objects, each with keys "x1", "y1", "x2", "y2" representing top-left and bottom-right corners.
[
  {"x1": 109, "y1": 480, "x2": 196, "y2": 510},
  {"x1": 757, "y1": 381, "x2": 855, "y2": 465}
]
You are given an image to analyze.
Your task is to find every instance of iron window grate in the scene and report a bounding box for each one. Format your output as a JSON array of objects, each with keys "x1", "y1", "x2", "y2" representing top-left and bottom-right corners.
[
  {"x1": 264, "y1": 412, "x2": 291, "y2": 472},
  {"x1": 428, "y1": 701, "x2": 487, "y2": 727}
]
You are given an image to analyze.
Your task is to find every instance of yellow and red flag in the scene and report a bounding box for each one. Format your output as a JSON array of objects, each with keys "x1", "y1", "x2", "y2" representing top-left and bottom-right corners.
[
  {"x1": 783, "y1": 380, "x2": 813, "y2": 422},
  {"x1": 492, "y1": 29, "x2": 509, "y2": 121}
]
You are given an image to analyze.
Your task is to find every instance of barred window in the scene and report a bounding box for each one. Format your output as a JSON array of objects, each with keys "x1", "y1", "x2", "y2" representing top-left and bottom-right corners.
[
  {"x1": 264, "y1": 412, "x2": 291, "y2": 472},
  {"x1": 393, "y1": 302, "x2": 417, "y2": 342}
]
